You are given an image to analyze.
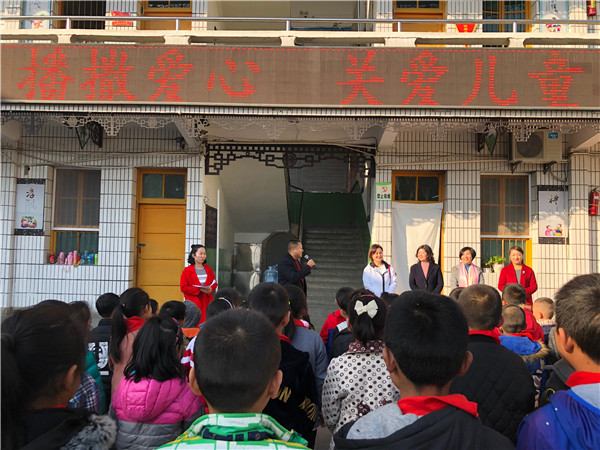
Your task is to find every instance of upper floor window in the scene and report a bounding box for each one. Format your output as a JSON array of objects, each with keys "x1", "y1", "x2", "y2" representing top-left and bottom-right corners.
[
  {"x1": 60, "y1": 0, "x2": 106, "y2": 29},
  {"x1": 396, "y1": 1, "x2": 441, "y2": 7},
  {"x1": 483, "y1": 1, "x2": 530, "y2": 32},
  {"x1": 53, "y1": 169, "x2": 100, "y2": 256},
  {"x1": 394, "y1": 1, "x2": 445, "y2": 32}
]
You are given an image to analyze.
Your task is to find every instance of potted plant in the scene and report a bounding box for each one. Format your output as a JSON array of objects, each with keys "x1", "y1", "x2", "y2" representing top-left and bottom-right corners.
[{"x1": 486, "y1": 256, "x2": 505, "y2": 273}]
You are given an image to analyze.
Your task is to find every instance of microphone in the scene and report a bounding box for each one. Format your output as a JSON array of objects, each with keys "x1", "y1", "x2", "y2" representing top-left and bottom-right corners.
[{"x1": 304, "y1": 254, "x2": 316, "y2": 269}]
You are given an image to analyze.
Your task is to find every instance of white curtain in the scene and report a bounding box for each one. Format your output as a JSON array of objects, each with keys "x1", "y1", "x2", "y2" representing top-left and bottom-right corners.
[{"x1": 392, "y1": 202, "x2": 443, "y2": 293}]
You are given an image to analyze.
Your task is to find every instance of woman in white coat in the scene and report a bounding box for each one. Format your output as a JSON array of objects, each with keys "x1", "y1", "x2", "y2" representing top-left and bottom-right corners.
[{"x1": 362, "y1": 244, "x2": 397, "y2": 297}]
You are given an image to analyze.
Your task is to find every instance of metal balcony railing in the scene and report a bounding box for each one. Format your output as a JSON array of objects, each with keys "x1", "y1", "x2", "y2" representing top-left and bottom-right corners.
[{"x1": 1, "y1": 16, "x2": 598, "y2": 47}]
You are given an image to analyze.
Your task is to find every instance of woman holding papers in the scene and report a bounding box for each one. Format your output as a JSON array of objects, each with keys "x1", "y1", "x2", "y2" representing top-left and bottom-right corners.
[{"x1": 180, "y1": 244, "x2": 218, "y2": 325}]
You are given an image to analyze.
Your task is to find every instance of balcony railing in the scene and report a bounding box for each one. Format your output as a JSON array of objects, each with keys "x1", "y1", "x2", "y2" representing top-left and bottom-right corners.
[{"x1": 1, "y1": 16, "x2": 598, "y2": 47}]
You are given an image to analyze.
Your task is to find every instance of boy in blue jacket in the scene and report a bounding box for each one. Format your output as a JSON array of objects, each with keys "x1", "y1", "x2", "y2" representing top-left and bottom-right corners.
[{"x1": 516, "y1": 273, "x2": 600, "y2": 450}]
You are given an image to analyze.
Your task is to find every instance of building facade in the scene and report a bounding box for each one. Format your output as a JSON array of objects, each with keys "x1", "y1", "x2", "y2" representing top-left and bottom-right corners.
[{"x1": 1, "y1": 1, "x2": 599, "y2": 319}]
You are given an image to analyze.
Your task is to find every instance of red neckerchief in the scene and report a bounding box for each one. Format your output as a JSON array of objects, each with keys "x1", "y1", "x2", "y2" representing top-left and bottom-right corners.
[
  {"x1": 49, "y1": 404, "x2": 68, "y2": 409},
  {"x1": 511, "y1": 331, "x2": 536, "y2": 341},
  {"x1": 566, "y1": 371, "x2": 600, "y2": 387},
  {"x1": 279, "y1": 334, "x2": 291, "y2": 343},
  {"x1": 398, "y1": 394, "x2": 478, "y2": 417},
  {"x1": 294, "y1": 318, "x2": 309, "y2": 328},
  {"x1": 124, "y1": 316, "x2": 146, "y2": 333},
  {"x1": 469, "y1": 330, "x2": 501, "y2": 345}
]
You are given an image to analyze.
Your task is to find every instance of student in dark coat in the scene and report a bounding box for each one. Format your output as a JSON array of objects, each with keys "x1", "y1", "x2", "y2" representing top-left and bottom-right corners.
[
  {"x1": 333, "y1": 290, "x2": 512, "y2": 450},
  {"x1": 450, "y1": 284, "x2": 535, "y2": 443},
  {"x1": 277, "y1": 239, "x2": 315, "y2": 294},
  {"x1": 87, "y1": 292, "x2": 120, "y2": 408},
  {"x1": 408, "y1": 244, "x2": 444, "y2": 294}
]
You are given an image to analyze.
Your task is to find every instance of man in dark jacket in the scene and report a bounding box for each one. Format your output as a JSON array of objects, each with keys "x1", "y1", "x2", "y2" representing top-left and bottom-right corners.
[
  {"x1": 450, "y1": 284, "x2": 535, "y2": 443},
  {"x1": 277, "y1": 240, "x2": 315, "y2": 295},
  {"x1": 87, "y1": 293, "x2": 119, "y2": 407},
  {"x1": 249, "y1": 282, "x2": 318, "y2": 448}
]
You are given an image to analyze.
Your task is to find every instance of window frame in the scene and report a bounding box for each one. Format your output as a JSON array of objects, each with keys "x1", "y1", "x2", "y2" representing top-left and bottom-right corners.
[
  {"x1": 137, "y1": 168, "x2": 187, "y2": 205},
  {"x1": 483, "y1": 1, "x2": 531, "y2": 33},
  {"x1": 51, "y1": 168, "x2": 101, "y2": 254},
  {"x1": 392, "y1": 171, "x2": 445, "y2": 204},
  {"x1": 480, "y1": 174, "x2": 531, "y2": 266}
]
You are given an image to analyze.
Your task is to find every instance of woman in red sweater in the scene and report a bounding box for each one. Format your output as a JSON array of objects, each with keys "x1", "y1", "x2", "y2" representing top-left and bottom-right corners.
[
  {"x1": 498, "y1": 246, "x2": 538, "y2": 307},
  {"x1": 180, "y1": 244, "x2": 217, "y2": 324}
]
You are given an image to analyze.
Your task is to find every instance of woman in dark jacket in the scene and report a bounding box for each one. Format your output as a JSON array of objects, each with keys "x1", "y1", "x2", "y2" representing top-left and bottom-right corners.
[{"x1": 408, "y1": 244, "x2": 444, "y2": 294}]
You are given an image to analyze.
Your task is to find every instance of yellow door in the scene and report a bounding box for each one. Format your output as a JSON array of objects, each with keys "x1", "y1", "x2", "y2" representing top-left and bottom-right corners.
[{"x1": 136, "y1": 204, "x2": 186, "y2": 305}]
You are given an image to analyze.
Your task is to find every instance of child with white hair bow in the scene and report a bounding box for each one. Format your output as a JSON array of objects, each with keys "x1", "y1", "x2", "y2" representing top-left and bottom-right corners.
[{"x1": 322, "y1": 289, "x2": 400, "y2": 449}]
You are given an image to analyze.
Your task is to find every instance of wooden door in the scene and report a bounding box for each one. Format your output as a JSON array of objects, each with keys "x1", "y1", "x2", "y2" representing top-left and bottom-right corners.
[
  {"x1": 136, "y1": 204, "x2": 186, "y2": 304},
  {"x1": 135, "y1": 169, "x2": 187, "y2": 305}
]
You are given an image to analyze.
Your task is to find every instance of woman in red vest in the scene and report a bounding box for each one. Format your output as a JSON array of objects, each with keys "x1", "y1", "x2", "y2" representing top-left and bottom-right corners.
[{"x1": 180, "y1": 244, "x2": 217, "y2": 325}]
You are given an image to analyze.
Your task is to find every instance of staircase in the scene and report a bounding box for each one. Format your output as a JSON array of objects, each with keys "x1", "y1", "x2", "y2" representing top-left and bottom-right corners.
[{"x1": 303, "y1": 226, "x2": 366, "y2": 330}]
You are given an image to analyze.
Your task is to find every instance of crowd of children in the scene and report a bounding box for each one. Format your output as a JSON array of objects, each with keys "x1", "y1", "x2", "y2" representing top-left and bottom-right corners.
[{"x1": 1, "y1": 272, "x2": 598, "y2": 449}]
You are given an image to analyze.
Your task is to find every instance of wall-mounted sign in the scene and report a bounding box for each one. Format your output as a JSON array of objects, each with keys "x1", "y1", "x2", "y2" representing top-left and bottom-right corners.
[
  {"x1": 538, "y1": 185, "x2": 568, "y2": 244},
  {"x1": 110, "y1": 11, "x2": 133, "y2": 27},
  {"x1": 1, "y1": 45, "x2": 597, "y2": 108},
  {"x1": 205, "y1": 205, "x2": 217, "y2": 248},
  {"x1": 541, "y1": 0, "x2": 569, "y2": 32},
  {"x1": 376, "y1": 183, "x2": 392, "y2": 201},
  {"x1": 15, "y1": 178, "x2": 45, "y2": 235}
]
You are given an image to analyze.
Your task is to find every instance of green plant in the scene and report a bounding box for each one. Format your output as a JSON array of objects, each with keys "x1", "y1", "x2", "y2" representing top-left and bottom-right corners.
[{"x1": 486, "y1": 256, "x2": 505, "y2": 266}]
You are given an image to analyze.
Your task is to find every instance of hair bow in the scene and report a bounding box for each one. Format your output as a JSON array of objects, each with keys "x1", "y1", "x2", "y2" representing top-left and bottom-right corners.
[{"x1": 354, "y1": 299, "x2": 378, "y2": 318}]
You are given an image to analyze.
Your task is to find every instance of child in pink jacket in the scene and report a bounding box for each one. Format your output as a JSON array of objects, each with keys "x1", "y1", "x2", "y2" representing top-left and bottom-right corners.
[{"x1": 112, "y1": 316, "x2": 204, "y2": 449}]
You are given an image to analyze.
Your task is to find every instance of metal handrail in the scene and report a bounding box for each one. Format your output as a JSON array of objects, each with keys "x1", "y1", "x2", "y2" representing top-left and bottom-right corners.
[{"x1": 2, "y1": 15, "x2": 597, "y2": 32}]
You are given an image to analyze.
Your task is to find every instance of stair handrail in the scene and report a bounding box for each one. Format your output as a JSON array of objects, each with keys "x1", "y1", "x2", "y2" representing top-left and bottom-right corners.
[{"x1": 289, "y1": 183, "x2": 304, "y2": 242}]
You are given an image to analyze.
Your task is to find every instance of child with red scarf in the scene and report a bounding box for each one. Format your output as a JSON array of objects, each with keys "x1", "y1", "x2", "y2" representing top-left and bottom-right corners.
[
  {"x1": 108, "y1": 288, "x2": 152, "y2": 395},
  {"x1": 517, "y1": 274, "x2": 600, "y2": 450},
  {"x1": 333, "y1": 290, "x2": 512, "y2": 450}
]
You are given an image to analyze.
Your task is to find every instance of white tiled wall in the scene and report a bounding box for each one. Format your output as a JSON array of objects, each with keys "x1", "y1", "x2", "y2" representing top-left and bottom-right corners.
[
  {"x1": 0, "y1": 121, "x2": 204, "y2": 309},
  {"x1": 370, "y1": 128, "x2": 599, "y2": 300}
]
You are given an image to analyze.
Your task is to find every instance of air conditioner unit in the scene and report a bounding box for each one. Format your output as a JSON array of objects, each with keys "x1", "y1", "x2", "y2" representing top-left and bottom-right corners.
[{"x1": 511, "y1": 131, "x2": 563, "y2": 163}]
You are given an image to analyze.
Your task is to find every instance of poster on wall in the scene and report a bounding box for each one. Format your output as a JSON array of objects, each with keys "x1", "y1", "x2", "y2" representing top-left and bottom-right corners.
[
  {"x1": 376, "y1": 183, "x2": 392, "y2": 201},
  {"x1": 538, "y1": 185, "x2": 568, "y2": 244},
  {"x1": 15, "y1": 179, "x2": 45, "y2": 235},
  {"x1": 540, "y1": 0, "x2": 569, "y2": 33}
]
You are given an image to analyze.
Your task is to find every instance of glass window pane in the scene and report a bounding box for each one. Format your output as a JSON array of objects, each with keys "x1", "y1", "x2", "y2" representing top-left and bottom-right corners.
[
  {"x1": 394, "y1": 176, "x2": 417, "y2": 201},
  {"x1": 417, "y1": 176, "x2": 439, "y2": 201},
  {"x1": 505, "y1": 206, "x2": 528, "y2": 234},
  {"x1": 142, "y1": 174, "x2": 163, "y2": 198},
  {"x1": 481, "y1": 239, "x2": 503, "y2": 265},
  {"x1": 81, "y1": 199, "x2": 100, "y2": 226},
  {"x1": 56, "y1": 231, "x2": 78, "y2": 254},
  {"x1": 164, "y1": 174, "x2": 185, "y2": 199},
  {"x1": 481, "y1": 177, "x2": 500, "y2": 204},
  {"x1": 82, "y1": 171, "x2": 101, "y2": 198},
  {"x1": 420, "y1": 1, "x2": 440, "y2": 8},
  {"x1": 55, "y1": 198, "x2": 77, "y2": 226},
  {"x1": 504, "y1": 1, "x2": 525, "y2": 12},
  {"x1": 79, "y1": 233, "x2": 99, "y2": 254},
  {"x1": 57, "y1": 170, "x2": 79, "y2": 197},
  {"x1": 481, "y1": 205, "x2": 499, "y2": 234},
  {"x1": 505, "y1": 177, "x2": 527, "y2": 205},
  {"x1": 396, "y1": 1, "x2": 418, "y2": 8}
]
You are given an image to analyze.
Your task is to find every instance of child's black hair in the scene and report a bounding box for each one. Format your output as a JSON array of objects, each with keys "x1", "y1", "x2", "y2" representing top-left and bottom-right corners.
[
  {"x1": 214, "y1": 287, "x2": 241, "y2": 308},
  {"x1": 96, "y1": 293, "x2": 120, "y2": 318},
  {"x1": 69, "y1": 300, "x2": 92, "y2": 338},
  {"x1": 502, "y1": 283, "x2": 526, "y2": 305},
  {"x1": 385, "y1": 290, "x2": 468, "y2": 388},
  {"x1": 457, "y1": 284, "x2": 502, "y2": 331},
  {"x1": 347, "y1": 289, "x2": 388, "y2": 345},
  {"x1": 282, "y1": 285, "x2": 307, "y2": 341},
  {"x1": 193, "y1": 309, "x2": 281, "y2": 412},
  {"x1": 380, "y1": 292, "x2": 400, "y2": 307},
  {"x1": 110, "y1": 287, "x2": 150, "y2": 363},
  {"x1": 501, "y1": 305, "x2": 526, "y2": 334},
  {"x1": 149, "y1": 299, "x2": 159, "y2": 315},
  {"x1": 2, "y1": 302, "x2": 85, "y2": 448},
  {"x1": 206, "y1": 298, "x2": 234, "y2": 320},
  {"x1": 335, "y1": 286, "x2": 355, "y2": 313},
  {"x1": 554, "y1": 273, "x2": 600, "y2": 364},
  {"x1": 448, "y1": 287, "x2": 464, "y2": 302},
  {"x1": 247, "y1": 282, "x2": 289, "y2": 328},
  {"x1": 124, "y1": 316, "x2": 184, "y2": 383},
  {"x1": 160, "y1": 300, "x2": 186, "y2": 322},
  {"x1": 187, "y1": 244, "x2": 205, "y2": 265}
]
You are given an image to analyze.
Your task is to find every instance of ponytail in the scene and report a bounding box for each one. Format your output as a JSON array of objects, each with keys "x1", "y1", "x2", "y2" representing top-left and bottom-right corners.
[
  {"x1": 1, "y1": 302, "x2": 85, "y2": 448},
  {"x1": 110, "y1": 287, "x2": 150, "y2": 363},
  {"x1": 348, "y1": 289, "x2": 388, "y2": 346}
]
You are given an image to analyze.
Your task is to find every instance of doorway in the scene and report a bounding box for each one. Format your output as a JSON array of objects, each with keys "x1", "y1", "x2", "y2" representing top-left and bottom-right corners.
[{"x1": 136, "y1": 169, "x2": 186, "y2": 304}]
